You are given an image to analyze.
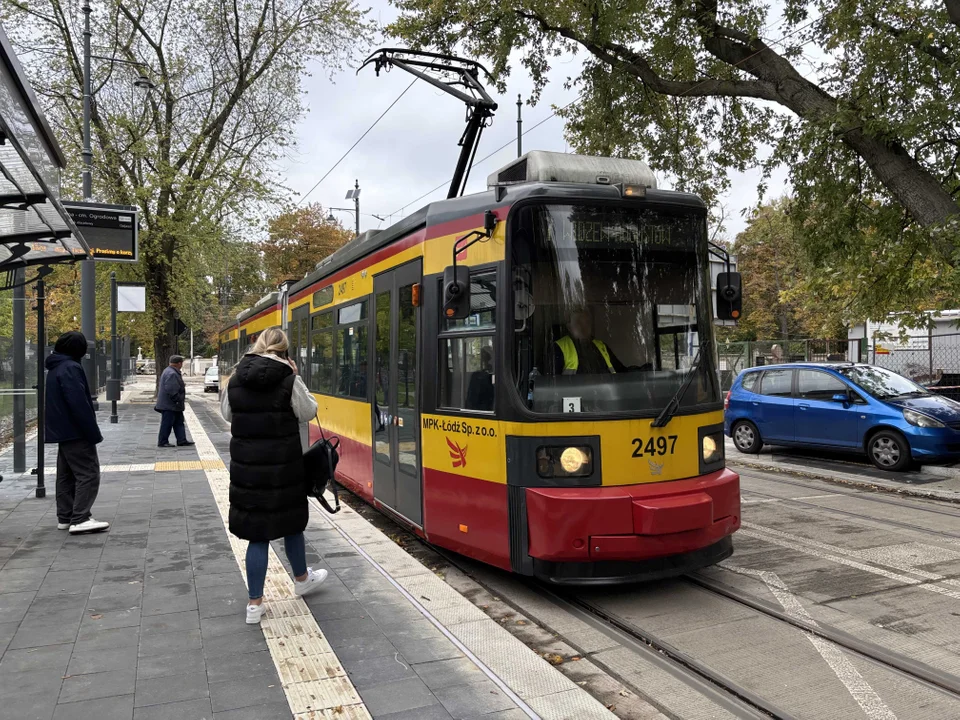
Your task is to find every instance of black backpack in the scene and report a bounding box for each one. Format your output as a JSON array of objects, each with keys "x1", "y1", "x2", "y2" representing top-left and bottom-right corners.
[{"x1": 303, "y1": 417, "x2": 341, "y2": 513}]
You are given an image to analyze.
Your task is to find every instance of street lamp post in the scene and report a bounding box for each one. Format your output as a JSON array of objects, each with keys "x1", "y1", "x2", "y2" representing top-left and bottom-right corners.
[
  {"x1": 349, "y1": 179, "x2": 360, "y2": 237},
  {"x1": 327, "y1": 180, "x2": 365, "y2": 236},
  {"x1": 79, "y1": 0, "x2": 155, "y2": 409},
  {"x1": 81, "y1": 0, "x2": 97, "y2": 407}
]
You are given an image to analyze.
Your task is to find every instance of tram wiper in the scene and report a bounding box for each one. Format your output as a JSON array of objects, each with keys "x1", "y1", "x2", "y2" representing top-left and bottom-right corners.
[{"x1": 651, "y1": 347, "x2": 702, "y2": 428}]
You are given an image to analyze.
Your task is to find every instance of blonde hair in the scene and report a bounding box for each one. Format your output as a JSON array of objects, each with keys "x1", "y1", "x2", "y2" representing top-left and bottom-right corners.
[{"x1": 250, "y1": 327, "x2": 289, "y2": 356}]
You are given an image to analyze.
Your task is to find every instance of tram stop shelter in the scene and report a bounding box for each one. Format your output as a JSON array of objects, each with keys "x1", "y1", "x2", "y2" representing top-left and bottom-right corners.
[{"x1": 0, "y1": 25, "x2": 91, "y2": 495}]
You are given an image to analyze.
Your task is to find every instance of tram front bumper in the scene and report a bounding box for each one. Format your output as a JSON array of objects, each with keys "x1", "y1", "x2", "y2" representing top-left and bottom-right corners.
[{"x1": 525, "y1": 468, "x2": 740, "y2": 565}]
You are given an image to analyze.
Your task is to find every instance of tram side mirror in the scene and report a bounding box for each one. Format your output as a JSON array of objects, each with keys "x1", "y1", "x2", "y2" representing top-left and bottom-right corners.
[
  {"x1": 483, "y1": 210, "x2": 497, "y2": 235},
  {"x1": 716, "y1": 272, "x2": 742, "y2": 321},
  {"x1": 442, "y1": 265, "x2": 471, "y2": 320}
]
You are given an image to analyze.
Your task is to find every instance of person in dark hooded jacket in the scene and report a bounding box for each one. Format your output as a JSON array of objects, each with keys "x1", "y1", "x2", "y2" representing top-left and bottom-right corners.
[
  {"x1": 220, "y1": 327, "x2": 327, "y2": 624},
  {"x1": 45, "y1": 331, "x2": 109, "y2": 535}
]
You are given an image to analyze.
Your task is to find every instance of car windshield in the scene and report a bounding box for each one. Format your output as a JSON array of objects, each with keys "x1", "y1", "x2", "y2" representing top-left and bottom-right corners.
[
  {"x1": 510, "y1": 203, "x2": 719, "y2": 415},
  {"x1": 205, "y1": 368, "x2": 218, "y2": 378},
  {"x1": 838, "y1": 366, "x2": 928, "y2": 399}
]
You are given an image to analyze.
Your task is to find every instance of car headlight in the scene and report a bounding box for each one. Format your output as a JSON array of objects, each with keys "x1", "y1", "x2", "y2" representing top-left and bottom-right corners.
[
  {"x1": 702, "y1": 432, "x2": 723, "y2": 464},
  {"x1": 537, "y1": 446, "x2": 593, "y2": 478},
  {"x1": 903, "y1": 408, "x2": 945, "y2": 428}
]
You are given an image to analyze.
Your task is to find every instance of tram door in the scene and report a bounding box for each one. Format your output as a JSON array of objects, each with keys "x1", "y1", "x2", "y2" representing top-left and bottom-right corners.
[
  {"x1": 290, "y1": 305, "x2": 310, "y2": 386},
  {"x1": 372, "y1": 261, "x2": 422, "y2": 525}
]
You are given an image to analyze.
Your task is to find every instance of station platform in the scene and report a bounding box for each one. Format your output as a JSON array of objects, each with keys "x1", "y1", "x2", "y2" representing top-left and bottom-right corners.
[{"x1": 0, "y1": 382, "x2": 614, "y2": 720}]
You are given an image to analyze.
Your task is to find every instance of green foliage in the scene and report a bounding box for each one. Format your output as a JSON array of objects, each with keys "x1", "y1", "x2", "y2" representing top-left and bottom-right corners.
[
  {"x1": 390, "y1": 0, "x2": 960, "y2": 317},
  {"x1": 262, "y1": 204, "x2": 353, "y2": 287},
  {"x1": 5, "y1": 0, "x2": 372, "y2": 363}
]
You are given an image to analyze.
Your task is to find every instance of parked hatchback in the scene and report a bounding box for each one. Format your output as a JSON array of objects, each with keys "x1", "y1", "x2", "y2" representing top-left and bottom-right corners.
[
  {"x1": 204, "y1": 366, "x2": 219, "y2": 393},
  {"x1": 724, "y1": 363, "x2": 960, "y2": 471}
]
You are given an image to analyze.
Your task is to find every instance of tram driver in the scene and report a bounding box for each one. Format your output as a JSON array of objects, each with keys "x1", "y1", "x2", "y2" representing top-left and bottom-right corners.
[{"x1": 554, "y1": 310, "x2": 627, "y2": 375}]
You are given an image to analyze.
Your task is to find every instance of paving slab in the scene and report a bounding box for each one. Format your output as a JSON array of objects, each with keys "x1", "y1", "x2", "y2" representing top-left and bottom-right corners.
[
  {"x1": 2, "y1": 379, "x2": 620, "y2": 720},
  {"x1": 727, "y1": 438, "x2": 960, "y2": 502},
  {"x1": 0, "y1": 398, "x2": 289, "y2": 720}
]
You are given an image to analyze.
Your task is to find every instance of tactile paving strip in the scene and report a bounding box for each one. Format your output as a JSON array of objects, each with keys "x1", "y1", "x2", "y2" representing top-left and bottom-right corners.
[{"x1": 183, "y1": 405, "x2": 367, "y2": 719}]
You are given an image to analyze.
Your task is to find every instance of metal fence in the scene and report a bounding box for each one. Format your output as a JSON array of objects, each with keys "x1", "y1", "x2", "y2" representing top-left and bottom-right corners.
[
  {"x1": 862, "y1": 332, "x2": 960, "y2": 386},
  {"x1": 717, "y1": 333, "x2": 960, "y2": 390},
  {"x1": 717, "y1": 339, "x2": 857, "y2": 390}
]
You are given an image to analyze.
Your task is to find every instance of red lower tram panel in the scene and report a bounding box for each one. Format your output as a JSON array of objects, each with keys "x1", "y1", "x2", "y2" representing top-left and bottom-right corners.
[{"x1": 523, "y1": 469, "x2": 740, "y2": 584}]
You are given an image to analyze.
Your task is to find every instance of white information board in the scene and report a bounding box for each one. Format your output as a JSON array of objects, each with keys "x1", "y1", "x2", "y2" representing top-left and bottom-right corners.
[{"x1": 117, "y1": 284, "x2": 146, "y2": 312}]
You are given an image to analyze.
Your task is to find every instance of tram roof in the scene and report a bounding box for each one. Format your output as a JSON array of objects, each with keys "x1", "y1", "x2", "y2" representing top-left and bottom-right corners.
[
  {"x1": 237, "y1": 291, "x2": 279, "y2": 323},
  {"x1": 288, "y1": 181, "x2": 706, "y2": 298}
]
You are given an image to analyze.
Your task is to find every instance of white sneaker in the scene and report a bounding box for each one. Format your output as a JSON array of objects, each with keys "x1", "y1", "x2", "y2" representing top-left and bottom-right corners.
[
  {"x1": 69, "y1": 518, "x2": 110, "y2": 534},
  {"x1": 294, "y1": 568, "x2": 328, "y2": 597},
  {"x1": 246, "y1": 603, "x2": 266, "y2": 625},
  {"x1": 57, "y1": 523, "x2": 70, "y2": 530}
]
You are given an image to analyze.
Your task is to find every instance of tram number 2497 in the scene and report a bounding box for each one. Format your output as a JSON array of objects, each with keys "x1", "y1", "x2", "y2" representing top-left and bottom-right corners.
[{"x1": 631, "y1": 436, "x2": 678, "y2": 458}]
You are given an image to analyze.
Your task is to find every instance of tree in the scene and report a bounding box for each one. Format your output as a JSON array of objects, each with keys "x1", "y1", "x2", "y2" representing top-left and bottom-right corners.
[
  {"x1": 390, "y1": 0, "x2": 960, "y2": 316},
  {"x1": 726, "y1": 198, "x2": 843, "y2": 340},
  {"x1": 262, "y1": 204, "x2": 353, "y2": 287},
  {"x1": 728, "y1": 199, "x2": 805, "y2": 341},
  {"x1": 4, "y1": 0, "x2": 371, "y2": 380}
]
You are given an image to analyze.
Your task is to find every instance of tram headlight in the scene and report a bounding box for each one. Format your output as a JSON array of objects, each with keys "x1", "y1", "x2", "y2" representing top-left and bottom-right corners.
[
  {"x1": 702, "y1": 433, "x2": 723, "y2": 464},
  {"x1": 536, "y1": 446, "x2": 593, "y2": 478}
]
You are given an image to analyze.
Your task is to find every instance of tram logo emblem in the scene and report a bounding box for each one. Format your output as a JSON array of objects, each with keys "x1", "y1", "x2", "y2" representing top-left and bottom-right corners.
[
  {"x1": 648, "y1": 459, "x2": 664, "y2": 475},
  {"x1": 446, "y1": 437, "x2": 468, "y2": 468}
]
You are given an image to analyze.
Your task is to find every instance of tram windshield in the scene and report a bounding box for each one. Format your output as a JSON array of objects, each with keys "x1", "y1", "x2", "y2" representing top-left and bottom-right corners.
[{"x1": 510, "y1": 203, "x2": 720, "y2": 415}]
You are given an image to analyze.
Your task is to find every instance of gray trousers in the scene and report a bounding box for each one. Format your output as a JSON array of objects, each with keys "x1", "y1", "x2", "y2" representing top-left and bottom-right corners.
[{"x1": 56, "y1": 440, "x2": 101, "y2": 525}]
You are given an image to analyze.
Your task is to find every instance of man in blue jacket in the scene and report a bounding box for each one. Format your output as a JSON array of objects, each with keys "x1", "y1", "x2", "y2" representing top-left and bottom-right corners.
[
  {"x1": 45, "y1": 331, "x2": 109, "y2": 534},
  {"x1": 156, "y1": 355, "x2": 194, "y2": 447}
]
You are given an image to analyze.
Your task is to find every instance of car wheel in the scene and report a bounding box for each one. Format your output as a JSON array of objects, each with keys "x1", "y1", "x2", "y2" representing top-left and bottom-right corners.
[
  {"x1": 732, "y1": 420, "x2": 762, "y2": 454},
  {"x1": 868, "y1": 430, "x2": 911, "y2": 471}
]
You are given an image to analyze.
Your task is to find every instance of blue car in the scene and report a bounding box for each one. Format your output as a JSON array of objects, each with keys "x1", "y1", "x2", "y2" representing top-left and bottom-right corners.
[{"x1": 724, "y1": 363, "x2": 960, "y2": 471}]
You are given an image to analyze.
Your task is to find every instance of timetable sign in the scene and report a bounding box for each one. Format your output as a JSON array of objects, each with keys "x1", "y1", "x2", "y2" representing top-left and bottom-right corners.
[{"x1": 63, "y1": 201, "x2": 139, "y2": 262}]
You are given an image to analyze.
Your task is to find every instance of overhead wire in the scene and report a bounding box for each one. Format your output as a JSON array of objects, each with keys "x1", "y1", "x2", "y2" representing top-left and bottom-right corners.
[
  {"x1": 297, "y1": 77, "x2": 418, "y2": 206},
  {"x1": 383, "y1": 14, "x2": 823, "y2": 221}
]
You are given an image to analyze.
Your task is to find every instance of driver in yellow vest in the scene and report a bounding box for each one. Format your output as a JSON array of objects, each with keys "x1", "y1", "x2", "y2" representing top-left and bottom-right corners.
[{"x1": 554, "y1": 311, "x2": 626, "y2": 375}]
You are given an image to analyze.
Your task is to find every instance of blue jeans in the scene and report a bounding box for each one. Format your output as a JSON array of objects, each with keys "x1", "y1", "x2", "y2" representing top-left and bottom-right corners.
[
  {"x1": 245, "y1": 533, "x2": 307, "y2": 601},
  {"x1": 158, "y1": 410, "x2": 187, "y2": 445}
]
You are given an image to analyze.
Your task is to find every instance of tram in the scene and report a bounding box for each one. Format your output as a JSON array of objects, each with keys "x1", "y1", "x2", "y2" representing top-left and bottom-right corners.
[{"x1": 218, "y1": 149, "x2": 743, "y2": 584}]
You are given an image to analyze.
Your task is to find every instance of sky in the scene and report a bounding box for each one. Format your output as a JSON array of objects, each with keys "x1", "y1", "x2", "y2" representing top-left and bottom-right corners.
[{"x1": 281, "y1": 0, "x2": 790, "y2": 241}]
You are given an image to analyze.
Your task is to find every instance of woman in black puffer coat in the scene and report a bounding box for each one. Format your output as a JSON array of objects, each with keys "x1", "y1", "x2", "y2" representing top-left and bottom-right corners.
[{"x1": 220, "y1": 327, "x2": 327, "y2": 624}]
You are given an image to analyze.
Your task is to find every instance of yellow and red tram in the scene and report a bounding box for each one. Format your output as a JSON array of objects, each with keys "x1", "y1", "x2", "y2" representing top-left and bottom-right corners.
[{"x1": 220, "y1": 151, "x2": 740, "y2": 583}]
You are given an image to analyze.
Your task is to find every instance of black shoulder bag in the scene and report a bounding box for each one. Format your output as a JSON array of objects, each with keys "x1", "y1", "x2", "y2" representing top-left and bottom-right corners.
[{"x1": 303, "y1": 415, "x2": 341, "y2": 514}]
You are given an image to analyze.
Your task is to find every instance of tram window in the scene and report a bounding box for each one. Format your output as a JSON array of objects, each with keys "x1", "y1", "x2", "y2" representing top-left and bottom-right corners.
[
  {"x1": 443, "y1": 271, "x2": 496, "y2": 331},
  {"x1": 313, "y1": 286, "x2": 333, "y2": 308},
  {"x1": 339, "y1": 301, "x2": 368, "y2": 324},
  {"x1": 310, "y1": 312, "x2": 334, "y2": 394},
  {"x1": 440, "y1": 336, "x2": 495, "y2": 411},
  {"x1": 337, "y1": 325, "x2": 368, "y2": 399}
]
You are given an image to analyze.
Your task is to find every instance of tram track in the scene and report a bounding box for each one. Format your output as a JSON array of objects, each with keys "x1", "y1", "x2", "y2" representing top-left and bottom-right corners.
[
  {"x1": 735, "y1": 466, "x2": 960, "y2": 521},
  {"x1": 683, "y1": 572, "x2": 960, "y2": 700},
  {"x1": 323, "y1": 482, "x2": 960, "y2": 718},
  {"x1": 428, "y1": 544, "x2": 789, "y2": 720},
  {"x1": 559, "y1": 573, "x2": 960, "y2": 720},
  {"x1": 739, "y1": 486, "x2": 960, "y2": 542},
  {"x1": 437, "y1": 541, "x2": 960, "y2": 718}
]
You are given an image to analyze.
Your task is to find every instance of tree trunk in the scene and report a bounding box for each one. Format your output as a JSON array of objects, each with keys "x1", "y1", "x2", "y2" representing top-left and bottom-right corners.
[{"x1": 146, "y1": 248, "x2": 176, "y2": 398}]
